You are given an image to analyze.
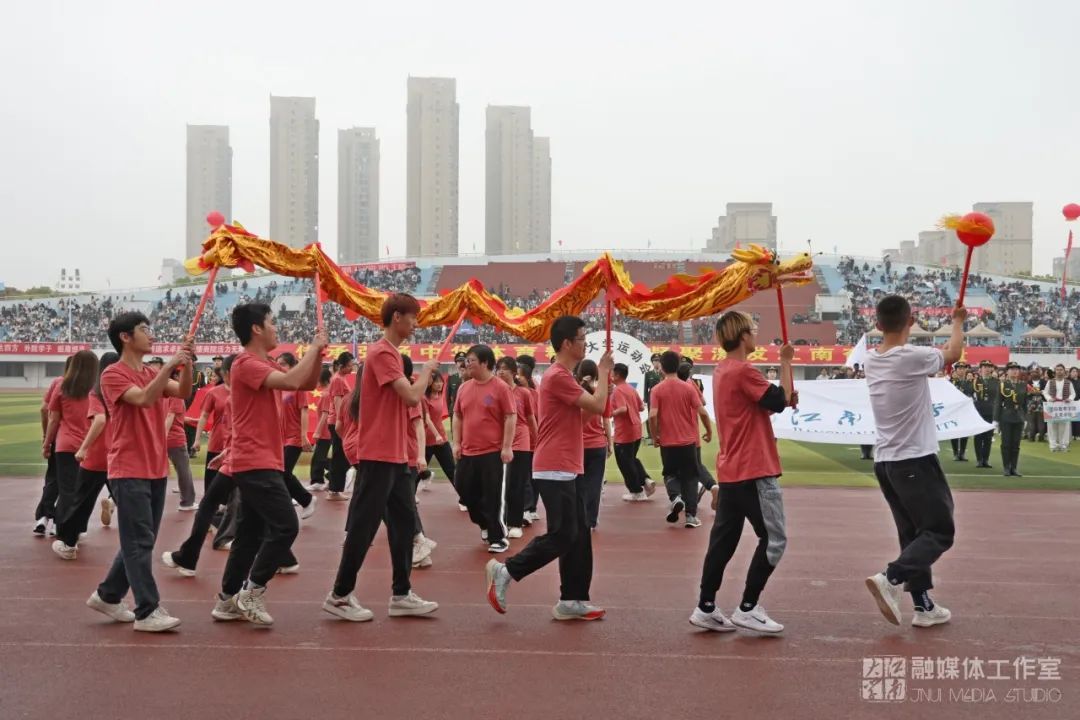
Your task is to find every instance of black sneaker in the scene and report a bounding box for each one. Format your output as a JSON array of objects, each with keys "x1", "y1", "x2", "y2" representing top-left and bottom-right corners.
[
  {"x1": 487, "y1": 539, "x2": 509, "y2": 553},
  {"x1": 666, "y1": 497, "x2": 685, "y2": 523}
]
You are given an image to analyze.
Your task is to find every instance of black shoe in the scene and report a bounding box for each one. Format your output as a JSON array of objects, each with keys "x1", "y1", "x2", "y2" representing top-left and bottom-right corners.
[
  {"x1": 983, "y1": 463, "x2": 992, "y2": 469},
  {"x1": 957, "y1": 455, "x2": 968, "y2": 462},
  {"x1": 666, "y1": 497, "x2": 685, "y2": 523},
  {"x1": 860, "y1": 453, "x2": 872, "y2": 460},
  {"x1": 1013, "y1": 470, "x2": 1023, "y2": 477},
  {"x1": 952, "y1": 454, "x2": 960, "y2": 461}
]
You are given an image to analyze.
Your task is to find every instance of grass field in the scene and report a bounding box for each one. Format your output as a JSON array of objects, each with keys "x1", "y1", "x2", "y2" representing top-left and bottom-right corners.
[{"x1": 3, "y1": 391, "x2": 1079, "y2": 490}]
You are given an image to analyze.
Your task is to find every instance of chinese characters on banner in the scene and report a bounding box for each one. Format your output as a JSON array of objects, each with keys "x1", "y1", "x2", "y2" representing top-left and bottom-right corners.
[{"x1": 0, "y1": 341, "x2": 1012, "y2": 366}]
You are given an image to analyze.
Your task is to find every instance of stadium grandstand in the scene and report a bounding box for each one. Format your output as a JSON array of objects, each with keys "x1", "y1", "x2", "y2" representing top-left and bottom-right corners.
[{"x1": 1, "y1": 253, "x2": 1078, "y2": 388}]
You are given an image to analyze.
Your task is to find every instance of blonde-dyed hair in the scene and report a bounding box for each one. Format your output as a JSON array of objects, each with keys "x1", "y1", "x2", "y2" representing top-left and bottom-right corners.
[{"x1": 716, "y1": 311, "x2": 755, "y2": 352}]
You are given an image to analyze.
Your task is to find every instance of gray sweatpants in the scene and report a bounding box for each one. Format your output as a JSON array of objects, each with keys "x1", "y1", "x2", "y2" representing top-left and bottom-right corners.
[{"x1": 167, "y1": 446, "x2": 196, "y2": 506}]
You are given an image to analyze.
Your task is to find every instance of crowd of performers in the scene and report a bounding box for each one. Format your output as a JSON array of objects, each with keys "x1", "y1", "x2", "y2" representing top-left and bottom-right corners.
[{"x1": 33, "y1": 293, "x2": 967, "y2": 633}]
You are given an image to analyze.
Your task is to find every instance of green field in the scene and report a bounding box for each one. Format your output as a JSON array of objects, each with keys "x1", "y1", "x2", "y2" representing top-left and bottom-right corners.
[{"x1": 3, "y1": 392, "x2": 1078, "y2": 490}]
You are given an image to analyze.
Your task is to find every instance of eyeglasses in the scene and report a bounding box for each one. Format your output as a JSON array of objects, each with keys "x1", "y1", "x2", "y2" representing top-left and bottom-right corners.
[{"x1": 135, "y1": 324, "x2": 153, "y2": 335}]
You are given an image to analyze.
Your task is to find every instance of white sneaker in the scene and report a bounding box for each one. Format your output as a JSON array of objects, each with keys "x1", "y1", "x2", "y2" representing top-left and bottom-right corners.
[
  {"x1": 710, "y1": 485, "x2": 720, "y2": 511},
  {"x1": 912, "y1": 603, "x2": 951, "y2": 627},
  {"x1": 45, "y1": 519, "x2": 56, "y2": 537},
  {"x1": 528, "y1": 511, "x2": 542, "y2": 522},
  {"x1": 178, "y1": 503, "x2": 197, "y2": 512},
  {"x1": 488, "y1": 539, "x2": 510, "y2": 553},
  {"x1": 133, "y1": 606, "x2": 182, "y2": 632},
  {"x1": 323, "y1": 593, "x2": 374, "y2": 622},
  {"x1": 865, "y1": 572, "x2": 903, "y2": 626},
  {"x1": 412, "y1": 541, "x2": 432, "y2": 565},
  {"x1": 300, "y1": 496, "x2": 318, "y2": 520},
  {"x1": 684, "y1": 515, "x2": 702, "y2": 528},
  {"x1": 552, "y1": 600, "x2": 606, "y2": 621},
  {"x1": 388, "y1": 591, "x2": 439, "y2": 617},
  {"x1": 621, "y1": 492, "x2": 648, "y2": 502},
  {"x1": 308, "y1": 482, "x2": 326, "y2": 493},
  {"x1": 412, "y1": 555, "x2": 433, "y2": 568},
  {"x1": 52, "y1": 540, "x2": 77, "y2": 560},
  {"x1": 507, "y1": 527, "x2": 523, "y2": 539},
  {"x1": 277, "y1": 563, "x2": 300, "y2": 575},
  {"x1": 417, "y1": 534, "x2": 437, "y2": 551},
  {"x1": 211, "y1": 594, "x2": 243, "y2": 621},
  {"x1": 235, "y1": 586, "x2": 274, "y2": 626},
  {"x1": 419, "y1": 477, "x2": 432, "y2": 492},
  {"x1": 344, "y1": 467, "x2": 356, "y2": 492},
  {"x1": 161, "y1": 551, "x2": 196, "y2": 577},
  {"x1": 689, "y1": 607, "x2": 737, "y2": 632},
  {"x1": 485, "y1": 559, "x2": 510, "y2": 613},
  {"x1": 33, "y1": 518, "x2": 47, "y2": 536},
  {"x1": 458, "y1": 503, "x2": 468, "y2": 512},
  {"x1": 644, "y1": 478, "x2": 656, "y2": 497},
  {"x1": 327, "y1": 491, "x2": 349, "y2": 502},
  {"x1": 86, "y1": 591, "x2": 135, "y2": 622},
  {"x1": 480, "y1": 529, "x2": 488, "y2": 542},
  {"x1": 666, "y1": 497, "x2": 685, "y2": 523},
  {"x1": 731, "y1": 605, "x2": 784, "y2": 634},
  {"x1": 100, "y1": 498, "x2": 114, "y2": 527},
  {"x1": 219, "y1": 540, "x2": 233, "y2": 551}
]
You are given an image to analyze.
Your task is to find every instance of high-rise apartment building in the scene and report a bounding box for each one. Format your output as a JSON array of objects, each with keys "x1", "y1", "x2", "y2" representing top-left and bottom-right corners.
[
  {"x1": 706, "y1": 203, "x2": 777, "y2": 253},
  {"x1": 532, "y1": 136, "x2": 552, "y2": 253},
  {"x1": 269, "y1": 96, "x2": 319, "y2": 248},
  {"x1": 185, "y1": 125, "x2": 232, "y2": 259},
  {"x1": 406, "y1": 77, "x2": 459, "y2": 256},
  {"x1": 338, "y1": 127, "x2": 380, "y2": 264}
]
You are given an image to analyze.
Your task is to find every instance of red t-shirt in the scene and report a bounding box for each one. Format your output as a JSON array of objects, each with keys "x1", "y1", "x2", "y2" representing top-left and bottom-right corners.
[
  {"x1": 202, "y1": 384, "x2": 231, "y2": 453},
  {"x1": 81, "y1": 394, "x2": 109, "y2": 473},
  {"x1": 229, "y1": 351, "x2": 284, "y2": 473},
  {"x1": 528, "y1": 387, "x2": 540, "y2": 423},
  {"x1": 582, "y1": 410, "x2": 608, "y2": 449},
  {"x1": 43, "y1": 377, "x2": 62, "y2": 410},
  {"x1": 49, "y1": 391, "x2": 90, "y2": 453},
  {"x1": 356, "y1": 338, "x2": 408, "y2": 464},
  {"x1": 280, "y1": 390, "x2": 310, "y2": 447},
  {"x1": 337, "y1": 406, "x2": 359, "y2": 465},
  {"x1": 510, "y1": 385, "x2": 534, "y2": 452},
  {"x1": 533, "y1": 364, "x2": 586, "y2": 474},
  {"x1": 651, "y1": 377, "x2": 702, "y2": 447},
  {"x1": 455, "y1": 376, "x2": 515, "y2": 457},
  {"x1": 423, "y1": 394, "x2": 448, "y2": 446},
  {"x1": 315, "y1": 390, "x2": 332, "y2": 440},
  {"x1": 328, "y1": 372, "x2": 351, "y2": 426},
  {"x1": 406, "y1": 404, "x2": 422, "y2": 468},
  {"x1": 166, "y1": 397, "x2": 187, "y2": 449},
  {"x1": 712, "y1": 359, "x2": 782, "y2": 483},
  {"x1": 100, "y1": 363, "x2": 169, "y2": 480},
  {"x1": 612, "y1": 382, "x2": 644, "y2": 444}
]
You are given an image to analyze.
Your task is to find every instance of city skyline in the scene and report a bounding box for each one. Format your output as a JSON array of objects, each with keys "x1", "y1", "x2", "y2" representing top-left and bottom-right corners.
[
  {"x1": 185, "y1": 125, "x2": 232, "y2": 260},
  {"x1": 4, "y1": 1, "x2": 1080, "y2": 289},
  {"x1": 337, "y1": 127, "x2": 380, "y2": 264}
]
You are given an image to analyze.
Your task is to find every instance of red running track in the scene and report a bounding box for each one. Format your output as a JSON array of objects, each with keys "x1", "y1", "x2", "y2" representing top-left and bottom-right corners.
[{"x1": 0, "y1": 477, "x2": 1077, "y2": 719}]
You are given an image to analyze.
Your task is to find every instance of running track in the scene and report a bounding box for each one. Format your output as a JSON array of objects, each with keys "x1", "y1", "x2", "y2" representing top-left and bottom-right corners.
[{"x1": 1, "y1": 478, "x2": 1077, "y2": 719}]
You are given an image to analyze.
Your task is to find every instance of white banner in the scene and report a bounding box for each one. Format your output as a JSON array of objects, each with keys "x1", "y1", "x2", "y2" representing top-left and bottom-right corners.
[
  {"x1": 754, "y1": 378, "x2": 995, "y2": 445},
  {"x1": 1043, "y1": 401, "x2": 1080, "y2": 422}
]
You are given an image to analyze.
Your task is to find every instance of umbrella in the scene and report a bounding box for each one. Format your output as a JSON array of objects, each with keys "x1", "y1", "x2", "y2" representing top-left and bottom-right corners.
[
  {"x1": 933, "y1": 323, "x2": 954, "y2": 337},
  {"x1": 965, "y1": 322, "x2": 1001, "y2": 339},
  {"x1": 909, "y1": 324, "x2": 933, "y2": 338},
  {"x1": 1021, "y1": 324, "x2": 1065, "y2": 340}
]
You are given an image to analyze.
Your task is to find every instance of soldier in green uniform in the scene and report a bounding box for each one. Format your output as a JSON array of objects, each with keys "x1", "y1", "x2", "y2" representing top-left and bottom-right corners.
[
  {"x1": 971, "y1": 360, "x2": 999, "y2": 468},
  {"x1": 949, "y1": 361, "x2": 973, "y2": 461},
  {"x1": 994, "y1": 361, "x2": 1028, "y2": 477},
  {"x1": 643, "y1": 353, "x2": 662, "y2": 445},
  {"x1": 446, "y1": 351, "x2": 468, "y2": 433}
]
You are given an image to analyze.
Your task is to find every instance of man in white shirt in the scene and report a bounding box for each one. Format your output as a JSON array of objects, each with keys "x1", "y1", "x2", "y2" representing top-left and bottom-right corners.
[
  {"x1": 863, "y1": 296, "x2": 966, "y2": 630},
  {"x1": 1043, "y1": 364, "x2": 1075, "y2": 452}
]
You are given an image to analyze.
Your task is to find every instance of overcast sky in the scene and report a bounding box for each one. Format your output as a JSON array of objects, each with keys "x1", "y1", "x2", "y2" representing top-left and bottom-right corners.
[{"x1": 2, "y1": 0, "x2": 1077, "y2": 291}]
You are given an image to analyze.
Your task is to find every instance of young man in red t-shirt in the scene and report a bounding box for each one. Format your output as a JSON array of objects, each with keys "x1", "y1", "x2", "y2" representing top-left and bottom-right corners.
[
  {"x1": 324, "y1": 294, "x2": 440, "y2": 623},
  {"x1": 610, "y1": 363, "x2": 655, "y2": 502},
  {"x1": 485, "y1": 315, "x2": 612, "y2": 621},
  {"x1": 496, "y1": 356, "x2": 537, "y2": 538},
  {"x1": 193, "y1": 366, "x2": 231, "y2": 496},
  {"x1": 692, "y1": 311, "x2": 792, "y2": 635},
  {"x1": 649, "y1": 351, "x2": 713, "y2": 528},
  {"x1": 216, "y1": 303, "x2": 326, "y2": 626},
  {"x1": 87, "y1": 312, "x2": 193, "y2": 632},
  {"x1": 453, "y1": 344, "x2": 516, "y2": 553},
  {"x1": 309, "y1": 367, "x2": 333, "y2": 490}
]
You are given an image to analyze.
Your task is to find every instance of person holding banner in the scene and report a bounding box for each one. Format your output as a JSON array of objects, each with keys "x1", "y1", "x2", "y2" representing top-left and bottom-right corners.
[
  {"x1": 995, "y1": 362, "x2": 1028, "y2": 477},
  {"x1": 971, "y1": 360, "x2": 999, "y2": 468},
  {"x1": 1043, "y1": 364, "x2": 1075, "y2": 452},
  {"x1": 863, "y1": 297, "x2": 964, "y2": 629}
]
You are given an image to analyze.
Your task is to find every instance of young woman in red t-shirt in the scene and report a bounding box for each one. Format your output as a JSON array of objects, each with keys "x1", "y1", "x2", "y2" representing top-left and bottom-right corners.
[
  {"x1": 515, "y1": 355, "x2": 541, "y2": 523},
  {"x1": 421, "y1": 372, "x2": 456, "y2": 491},
  {"x1": 44, "y1": 350, "x2": 98, "y2": 559},
  {"x1": 276, "y1": 352, "x2": 317, "y2": 519},
  {"x1": 496, "y1": 356, "x2": 538, "y2": 538},
  {"x1": 308, "y1": 367, "x2": 333, "y2": 491}
]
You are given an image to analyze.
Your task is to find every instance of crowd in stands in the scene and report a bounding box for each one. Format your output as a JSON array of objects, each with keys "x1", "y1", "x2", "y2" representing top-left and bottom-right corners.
[{"x1": 833, "y1": 256, "x2": 1080, "y2": 347}]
